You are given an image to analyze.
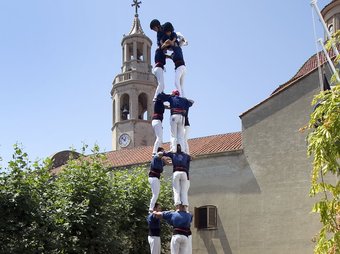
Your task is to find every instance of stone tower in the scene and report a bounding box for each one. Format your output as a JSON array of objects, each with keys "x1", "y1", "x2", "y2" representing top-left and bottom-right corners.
[
  {"x1": 322, "y1": 0, "x2": 340, "y2": 36},
  {"x1": 111, "y1": 6, "x2": 157, "y2": 150}
]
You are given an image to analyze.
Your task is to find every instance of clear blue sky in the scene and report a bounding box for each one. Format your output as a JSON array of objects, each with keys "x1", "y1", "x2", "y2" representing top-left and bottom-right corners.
[{"x1": 0, "y1": 0, "x2": 330, "y2": 166}]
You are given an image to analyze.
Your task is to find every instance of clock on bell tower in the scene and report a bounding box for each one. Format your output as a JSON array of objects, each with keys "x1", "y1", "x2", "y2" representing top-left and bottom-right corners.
[{"x1": 110, "y1": 2, "x2": 157, "y2": 150}]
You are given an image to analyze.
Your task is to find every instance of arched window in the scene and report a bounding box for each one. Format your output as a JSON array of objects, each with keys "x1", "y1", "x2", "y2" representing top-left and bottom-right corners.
[
  {"x1": 137, "y1": 42, "x2": 144, "y2": 61},
  {"x1": 120, "y1": 94, "x2": 130, "y2": 120},
  {"x1": 128, "y1": 43, "x2": 133, "y2": 60},
  {"x1": 138, "y1": 93, "x2": 148, "y2": 120},
  {"x1": 112, "y1": 99, "x2": 116, "y2": 125}
]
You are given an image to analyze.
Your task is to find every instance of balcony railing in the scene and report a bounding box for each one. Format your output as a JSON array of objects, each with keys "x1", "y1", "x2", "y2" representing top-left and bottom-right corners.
[{"x1": 113, "y1": 70, "x2": 155, "y2": 85}]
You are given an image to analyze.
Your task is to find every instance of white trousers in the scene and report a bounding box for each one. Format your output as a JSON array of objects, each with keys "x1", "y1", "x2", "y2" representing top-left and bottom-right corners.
[
  {"x1": 183, "y1": 125, "x2": 190, "y2": 154},
  {"x1": 148, "y1": 177, "x2": 160, "y2": 211},
  {"x1": 148, "y1": 236, "x2": 161, "y2": 254},
  {"x1": 153, "y1": 67, "x2": 165, "y2": 100},
  {"x1": 173, "y1": 171, "x2": 190, "y2": 206},
  {"x1": 175, "y1": 65, "x2": 186, "y2": 97},
  {"x1": 170, "y1": 114, "x2": 185, "y2": 153},
  {"x1": 170, "y1": 234, "x2": 189, "y2": 254},
  {"x1": 188, "y1": 235, "x2": 192, "y2": 254},
  {"x1": 152, "y1": 119, "x2": 163, "y2": 154}
]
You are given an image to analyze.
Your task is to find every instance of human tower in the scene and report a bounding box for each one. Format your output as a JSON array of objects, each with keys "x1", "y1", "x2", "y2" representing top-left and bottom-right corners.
[{"x1": 146, "y1": 19, "x2": 194, "y2": 254}]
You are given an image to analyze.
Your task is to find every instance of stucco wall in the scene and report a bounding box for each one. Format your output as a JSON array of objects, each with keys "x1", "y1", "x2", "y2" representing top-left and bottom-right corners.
[
  {"x1": 189, "y1": 152, "x2": 258, "y2": 254},
  {"x1": 239, "y1": 71, "x2": 321, "y2": 254},
  {"x1": 181, "y1": 69, "x2": 324, "y2": 254}
]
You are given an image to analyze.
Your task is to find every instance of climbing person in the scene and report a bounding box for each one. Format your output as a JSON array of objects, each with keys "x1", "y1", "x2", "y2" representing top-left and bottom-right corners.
[
  {"x1": 147, "y1": 203, "x2": 162, "y2": 254},
  {"x1": 149, "y1": 147, "x2": 166, "y2": 212},
  {"x1": 183, "y1": 104, "x2": 191, "y2": 154},
  {"x1": 153, "y1": 204, "x2": 192, "y2": 254},
  {"x1": 152, "y1": 96, "x2": 165, "y2": 154},
  {"x1": 161, "y1": 22, "x2": 187, "y2": 97},
  {"x1": 150, "y1": 19, "x2": 167, "y2": 101},
  {"x1": 157, "y1": 91, "x2": 193, "y2": 153},
  {"x1": 162, "y1": 144, "x2": 191, "y2": 208}
]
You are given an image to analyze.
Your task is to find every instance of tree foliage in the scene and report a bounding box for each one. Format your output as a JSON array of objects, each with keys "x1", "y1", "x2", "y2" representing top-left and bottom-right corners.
[
  {"x1": 307, "y1": 35, "x2": 340, "y2": 253},
  {"x1": 0, "y1": 144, "x2": 173, "y2": 253}
]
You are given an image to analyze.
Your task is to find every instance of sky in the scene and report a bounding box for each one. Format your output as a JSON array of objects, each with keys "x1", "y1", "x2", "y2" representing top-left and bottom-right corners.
[{"x1": 0, "y1": 0, "x2": 331, "y2": 166}]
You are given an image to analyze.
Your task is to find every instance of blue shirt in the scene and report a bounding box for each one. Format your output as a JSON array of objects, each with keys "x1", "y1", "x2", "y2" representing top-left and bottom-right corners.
[
  {"x1": 147, "y1": 213, "x2": 161, "y2": 236},
  {"x1": 162, "y1": 211, "x2": 192, "y2": 229},
  {"x1": 164, "y1": 152, "x2": 191, "y2": 171},
  {"x1": 156, "y1": 94, "x2": 193, "y2": 115},
  {"x1": 171, "y1": 46, "x2": 185, "y2": 69},
  {"x1": 149, "y1": 154, "x2": 165, "y2": 178},
  {"x1": 157, "y1": 30, "x2": 165, "y2": 47},
  {"x1": 152, "y1": 98, "x2": 165, "y2": 121},
  {"x1": 150, "y1": 155, "x2": 165, "y2": 172},
  {"x1": 154, "y1": 48, "x2": 166, "y2": 67},
  {"x1": 161, "y1": 32, "x2": 177, "y2": 45}
]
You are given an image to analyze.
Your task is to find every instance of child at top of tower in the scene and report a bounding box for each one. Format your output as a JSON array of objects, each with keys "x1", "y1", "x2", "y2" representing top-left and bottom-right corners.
[
  {"x1": 160, "y1": 22, "x2": 178, "y2": 50},
  {"x1": 161, "y1": 22, "x2": 188, "y2": 97},
  {"x1": 150, "y1": 19, "x2": 167, "y2": 101},
  {"x1": 150, "y1": 19, "x2": 165, "y2": 48}
]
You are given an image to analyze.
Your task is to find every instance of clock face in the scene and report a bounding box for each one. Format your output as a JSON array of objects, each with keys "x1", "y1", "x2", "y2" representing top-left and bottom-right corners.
[
  {"x1": 119, "y1": 133, "x2": 131, "y2": 147},
  {"x1": 328, "y1": 24, "x2": 334, "y2": 34}
]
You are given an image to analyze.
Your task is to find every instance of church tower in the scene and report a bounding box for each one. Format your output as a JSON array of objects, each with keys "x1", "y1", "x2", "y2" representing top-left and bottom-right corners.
[
  {"x1": 111, "y1": 1, "x2": 157, "y2": 150},
  {"x1": 322, "y1": 0, "x2": 340, "y2": 36}
]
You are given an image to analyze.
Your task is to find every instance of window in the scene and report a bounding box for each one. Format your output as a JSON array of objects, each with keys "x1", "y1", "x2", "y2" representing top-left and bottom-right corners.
[
  {"x1": 194, "y1": 205, "x2": 217, "y2": 230},
  {"x1": 137, "y1": 42, "x2": 144, "y2": 61},
  {"x1": 138, "y1": 93, "x2": 148, "y2": 120},
  {"x1": 120, "y1": 94, "x2": 130, "y2": 120},
  {"x1": 112, "y1": 99, "x2": 116, "y2": 125}
]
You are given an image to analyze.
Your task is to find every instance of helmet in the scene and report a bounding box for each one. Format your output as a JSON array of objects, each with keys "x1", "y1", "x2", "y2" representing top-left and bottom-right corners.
[
  {"x1": 162, "y1": 22, "x2": 174, "y2": 33},
  {"x1": 172, "y1": 90, "x2": 180, "y2": 96},
  {"x1": 150, "y1": 19, "x2": 161, "y2": 30}
]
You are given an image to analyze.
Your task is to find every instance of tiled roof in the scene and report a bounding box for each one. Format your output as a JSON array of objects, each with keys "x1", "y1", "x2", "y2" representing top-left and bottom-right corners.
[
  {"x1": 271, "y1": 50, "x2": 331, "y2": 95},
  {"x1": 321, "y1": 0, "x2": 339, "y2": 16},
  {"x1": 241, "y1": 0, "x2": 339, "y2": 117},
  {"x1": 105, "y1": 132, "x2": 242, "y2": 168},
  {"x1": 51, "y1": 132, "x2": 242, "y2": 173},
  {"x1": 240, "y1": 47, "x2": 334, "y2": 118}
]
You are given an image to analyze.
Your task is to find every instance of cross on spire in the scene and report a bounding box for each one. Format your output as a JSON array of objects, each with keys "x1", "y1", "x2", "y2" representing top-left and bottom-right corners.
[{"x1": 131, "y1": 0, "x2": 142, "y2": 16}]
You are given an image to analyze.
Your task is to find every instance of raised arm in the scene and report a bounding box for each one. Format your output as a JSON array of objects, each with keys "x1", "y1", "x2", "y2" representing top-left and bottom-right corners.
[{"x1": 156, "y1": 92, "x2": 171, "y2": 102}]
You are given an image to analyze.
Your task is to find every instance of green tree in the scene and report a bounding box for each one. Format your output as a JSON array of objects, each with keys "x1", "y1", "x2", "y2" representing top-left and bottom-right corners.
[
  {"x1": 0, "y1": 144, "x2": 173, "y2": 253},
  {"x1": 0, "y1": 144, "x2": 57, "y2": 253},
  {"x1": 307, "y1": 65, "x2": 340, "y2": 252}
]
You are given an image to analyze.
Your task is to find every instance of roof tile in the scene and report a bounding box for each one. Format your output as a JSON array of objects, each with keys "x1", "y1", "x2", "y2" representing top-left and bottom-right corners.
[
  {"x1": 52, "y1": 132, "x2": 242, "y2": 173},
  {"x1": 105, "y1": 132, "x2": 242, "y2": 168}
]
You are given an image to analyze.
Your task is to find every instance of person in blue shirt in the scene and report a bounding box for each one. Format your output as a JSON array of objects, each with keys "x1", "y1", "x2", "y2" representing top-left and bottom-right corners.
[
  {"x1": 160, "y1": 22, "x2": 177, "y2": 51},
  {"x1": 183, "y1": 103, "x2": 191, "y2": 154},
  {"x1": 150, "y1": 19, "x2": 167, "y2": 101},
  {"x1": 161, "y1": 22, "x2": 187, "y2": 98},
  {"x1": 147, "y1": 203, "x2": 162, "y2": 254},
  {"x1": 157, "y1": 91, "x2": 194, "y2": 153},
  {"x1": 153, "y1": 204, "x2": 192, "y2": 254},
  {"x1": 149, "y1": 147, "x2": 166, "y2": 212},
  {"x1": 152, "y1": 97, "x2": 165, "y2": 155},
  {"x1": 150, "y1": 19, "x2": 165, "y2": 47},
  {"x1": 172, "y1": 46, "x2": 186, "y2": 97},
  {"x1": 162, "y1": 144, "x2": 191, "y2": 209}
]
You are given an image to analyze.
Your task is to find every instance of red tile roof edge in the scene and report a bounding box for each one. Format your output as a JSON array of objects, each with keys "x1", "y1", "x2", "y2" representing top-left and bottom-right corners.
[
  {"x1": 240, "y1": 47, "x2": 334, "y2": 118},
  {"x1": 51, "y1": 132, "x2": 243, "y2": 172}
]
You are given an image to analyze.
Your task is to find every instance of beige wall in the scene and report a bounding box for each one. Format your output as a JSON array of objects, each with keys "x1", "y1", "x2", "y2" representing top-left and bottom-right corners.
[{"x1": 181, "y1": 69, "x2": 325, "y2": 253}]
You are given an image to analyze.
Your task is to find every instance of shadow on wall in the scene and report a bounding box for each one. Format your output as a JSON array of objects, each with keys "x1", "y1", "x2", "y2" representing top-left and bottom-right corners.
[
  {"x1": 199, "y1": 214, "x2": 232, "y2": 254},
  {"x1": 190, "y1": 153, "x2": 261, "y2": 195}
]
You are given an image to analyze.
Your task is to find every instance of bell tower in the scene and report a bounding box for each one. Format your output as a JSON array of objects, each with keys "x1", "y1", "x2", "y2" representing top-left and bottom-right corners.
[{"x1": 111, "y1": 1, "x2": 157, "y2": 150}]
